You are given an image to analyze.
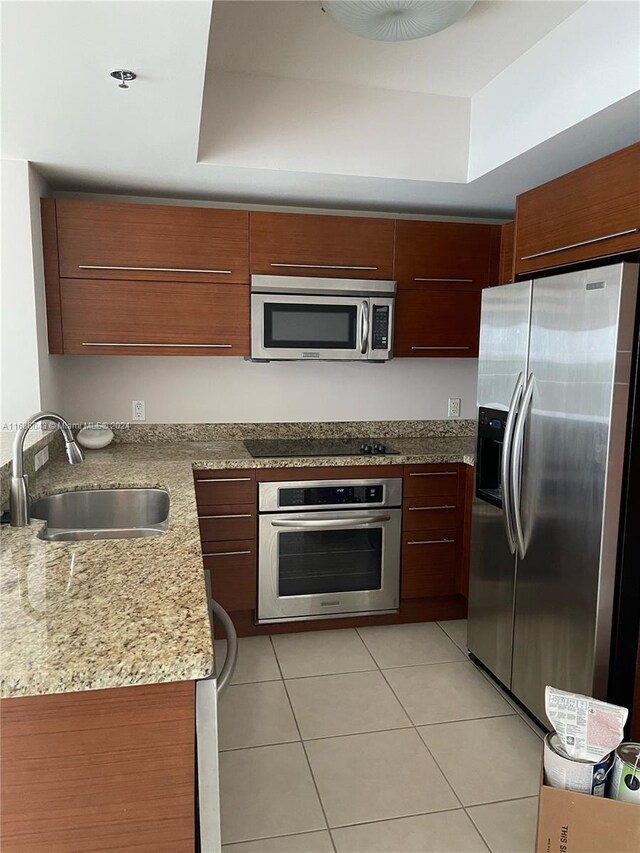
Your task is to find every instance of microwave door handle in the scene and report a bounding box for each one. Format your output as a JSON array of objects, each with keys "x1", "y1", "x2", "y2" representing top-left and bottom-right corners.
[
  {"x1": 511, "y1": 373, "x2": 535, "y2": 559},
  {"x1": 360, "y1": 301, "x2": 369, "y2": 354},
  {"x1": 501, "y1": 372, "x2": 524, "y2": 555},
  {"x1": 271, "y1": 514, "x2": 391, "y2": 530}
]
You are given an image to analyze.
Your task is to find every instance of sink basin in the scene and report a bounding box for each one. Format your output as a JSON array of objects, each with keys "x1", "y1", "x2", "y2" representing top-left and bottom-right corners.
[{"x1": 31, "y1": 488, "x2": 170, "y2": 541}]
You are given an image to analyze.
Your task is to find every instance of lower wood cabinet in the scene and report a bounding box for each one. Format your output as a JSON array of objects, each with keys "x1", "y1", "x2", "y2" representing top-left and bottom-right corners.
[
  {"x1": 394, "y1": 288, "x2": 482, "y2": 357},
  {"x1": 0, "y1": 681, "x2": 195, "y2": 852},
  {"x1": 201, "y1": 540, "x2": 256, "y2": 613},
  {"x1": 401, "y1": 533, "x2": 460, "y2": 598}
]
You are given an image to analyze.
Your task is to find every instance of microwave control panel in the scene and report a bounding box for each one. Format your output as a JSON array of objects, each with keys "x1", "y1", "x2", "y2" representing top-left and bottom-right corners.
[{"x1": 371, "y1": 305, "x2": 390, "y2": 350}]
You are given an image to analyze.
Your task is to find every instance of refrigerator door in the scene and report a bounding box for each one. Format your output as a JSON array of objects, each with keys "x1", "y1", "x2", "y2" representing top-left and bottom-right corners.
[
  {"x1": 468, "y1": 282, "x2": 532, "y2": 687},
  {"x1": 511, "y1": 264, "x2": 638, "y2": 724}
]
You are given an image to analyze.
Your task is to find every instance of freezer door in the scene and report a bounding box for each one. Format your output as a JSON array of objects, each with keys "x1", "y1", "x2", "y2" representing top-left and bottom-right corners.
[
  {"x1": 468, "y1": 282, "x2": 532, "y2": 686},
  {"x1": 510, "y1": 264, "x2": 638, "y2": 724}
]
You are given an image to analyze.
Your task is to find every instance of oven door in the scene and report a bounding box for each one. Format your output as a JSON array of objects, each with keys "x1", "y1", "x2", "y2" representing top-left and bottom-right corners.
[
  {"x1": 258, "y1": 509, "x2": 401, "y2": 622},
  {"x1": 251, "y1": 292, "x2": 372, "y2": 361}
]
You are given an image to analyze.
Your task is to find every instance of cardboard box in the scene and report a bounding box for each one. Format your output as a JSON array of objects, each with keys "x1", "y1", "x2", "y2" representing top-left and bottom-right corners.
[{"x1": 536, "y1": 781, "x2": 640, "y2": 853}]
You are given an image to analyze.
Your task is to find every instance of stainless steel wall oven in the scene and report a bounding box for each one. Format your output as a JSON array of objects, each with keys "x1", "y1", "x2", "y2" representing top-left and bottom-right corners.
[{"x1": 257, "y1": 478, "x2": 402, "y2": 623}]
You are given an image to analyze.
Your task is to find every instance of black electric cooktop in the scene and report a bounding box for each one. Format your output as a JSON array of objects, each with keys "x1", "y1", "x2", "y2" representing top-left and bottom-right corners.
[{"x1": 243, "y1": 438, "x2": 400, "y2": 458}]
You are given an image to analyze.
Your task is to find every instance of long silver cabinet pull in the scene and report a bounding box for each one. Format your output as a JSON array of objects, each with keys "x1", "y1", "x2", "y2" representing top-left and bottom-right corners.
[
  {"x1": 407, "y1": 538, "x2": 455, "y2": 545},
  {"x1": 411, "y1": 346, "x2": 470, "y2": 350},
  {"x1": 270, "y1": 263, "x2": 377, "y2": 270},
  {"x1": 78, "y1": 264, "x2": 232, "y2": 274},
  {"x1": 408, "y1": 505, "x2": 455, "y2": 511},
  {"x1": 520, "y1": 228, "x2": 639, "y2": 261},
  {"x1": 409, "y1": 471, "x2": 456, "y2": 477},
  {"x1": 272, "y1": 515, "x2": 390, "y2": 529},
  {"x1": 198, "y1": 513, "x2": 253, "y2": 519},
  {"x1": 202, "y1": 550, "x2": 252, "y2": 557},
  {"x1": 82, "y1": 342, "x2": 233, "y2": 348},
  {"x1": 197, "y1": 477, "x2": 252, "y2": 483},
  {"x1": 414, "y1": 277, "x2": 473, "y2": 282},
  {"x1": 501, "y1": 372, "x2": 524, "y2": 555},
  {"x1": 360, "y1": 300, "x2": 369, "y2": 354},
  {"x1": 510, "y1": 373, "x2": 535, "y2": 558}
]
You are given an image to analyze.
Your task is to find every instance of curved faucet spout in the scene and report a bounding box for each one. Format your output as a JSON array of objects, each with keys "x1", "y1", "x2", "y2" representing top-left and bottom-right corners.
[{"x1": 10, "y1": 411, "x2": 85, "y2": 527}]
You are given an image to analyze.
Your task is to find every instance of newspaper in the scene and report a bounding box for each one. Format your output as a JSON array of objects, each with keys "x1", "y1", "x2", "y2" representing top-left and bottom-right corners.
[{"x1": 545, "y1": 686, "x2": 627, "y2": 762}]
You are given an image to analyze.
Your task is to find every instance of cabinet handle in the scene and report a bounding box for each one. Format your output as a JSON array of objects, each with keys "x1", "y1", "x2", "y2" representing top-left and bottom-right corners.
[
  {"x1": 270, "y1": 263, "x2": 378, "y2": 271},
  {"x1": 520, "y1": 228, "x2": 639, "y2": 261},
  {"x1": 78, "y1": 264, "x2": 233, "y2": 274},
  {"x1": 408, "y1": 505, "x2": 456, "y2": 511},
  {"x1": 81, "y1": 342, "x2": 233, "y2": 348},
  {"x1": 411, "y1": 346, "x2": 470, "y2": 351},
  {"x1": 197, "y1": 477, "x2": 253, "y2": 482},
  {"x1": 407, "y1": 538, "x2": 455, "y2": 545},
  {"x1": 198, "y1": 513, "x2": 253, "y2": 519},
  {"x1": 409, "y1": 471, "x2": 457, "y2": 477},
  {"x1": 414, "y1": 277, "x2": 473, "y2": 282},
  {"x1": 202, "y1": 550, "x2": 252, "y2": 557}
]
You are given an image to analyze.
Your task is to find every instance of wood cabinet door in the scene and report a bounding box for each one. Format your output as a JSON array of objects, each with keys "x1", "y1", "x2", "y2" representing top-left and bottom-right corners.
[
  {"x1": 60, "y1": 279, "x2": 249, "y2": 355},
  {"x1": 394, "y1": 288, "x2": 481, "y2": 357},
  {"x1": 498, "y1": 221, "x2": 515, "y2": 285},
  {"x1": 56, "y1": 199, "x2": 249, "y2": 283},
  {"x1": 401, "y1": 533, "x2": 460, "y2": 598},
  {"x1": 514, "y1": 142, "x2": 640, "y2": 275},
  {"x1": 394, "y1": 220, "x2": 500, "y2": 288},
  {"x1": 250, "y1": 212, "x2": 395, "y2": 279}
]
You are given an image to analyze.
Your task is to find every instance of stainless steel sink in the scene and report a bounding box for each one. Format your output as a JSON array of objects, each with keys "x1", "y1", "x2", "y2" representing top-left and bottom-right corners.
[{"x1": 31, "y1": 488, "x2": 170, "y2": 541}]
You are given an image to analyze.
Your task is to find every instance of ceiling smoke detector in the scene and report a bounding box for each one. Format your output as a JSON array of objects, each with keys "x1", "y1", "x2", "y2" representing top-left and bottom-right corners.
[
  {"x1": 321, "y1": 1, "x2": 475, "y2": 42},
  {"x1": 110, "y1": 69, "x2": 136, "y2": 89}
]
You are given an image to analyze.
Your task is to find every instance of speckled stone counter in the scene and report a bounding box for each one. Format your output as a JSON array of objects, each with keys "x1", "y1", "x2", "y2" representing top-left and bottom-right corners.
[{"x1": 1, "y1": 431, "x2": 474, "y2": 700}]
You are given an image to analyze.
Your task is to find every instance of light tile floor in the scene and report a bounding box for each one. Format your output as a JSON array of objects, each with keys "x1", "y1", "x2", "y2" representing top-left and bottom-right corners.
[{"x1": 218, "y1": 620, "x2": 544, "y2": 853}]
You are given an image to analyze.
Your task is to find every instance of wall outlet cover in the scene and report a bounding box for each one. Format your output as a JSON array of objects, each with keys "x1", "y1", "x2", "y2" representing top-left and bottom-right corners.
[
  {"x1": 448, "y1": 397, "x2": 461, "y2": 418},
  {"x1": 132, "y1": 400, "x2": 146, "y2": 421}
]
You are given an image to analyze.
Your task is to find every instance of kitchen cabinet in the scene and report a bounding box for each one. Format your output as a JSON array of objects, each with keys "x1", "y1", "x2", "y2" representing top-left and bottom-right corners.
[
  {"x1": 394, "y1": 220, "x2": 500, "y2": 288},
  {"x1": 250, "y1": 211, "x2": 395, "y2": 279},
  {"x1": 514, "y1": 142, "x2": 640, "y2": 275},
  {"x1": 394, "y1": 288, "x2": 482, "y2": 357},
  {"x1": 498, "y1": 221, "x2": 515, "y2": 285},
  {"x1": 55, "y1": 199, "x2": 249, "y2": 284},
  {"x1": 0, "y1": 681, "x2": 195, "y2": 852},
  {"x1": 59, "y1": 279, "x2": 250, "y2": 355}
]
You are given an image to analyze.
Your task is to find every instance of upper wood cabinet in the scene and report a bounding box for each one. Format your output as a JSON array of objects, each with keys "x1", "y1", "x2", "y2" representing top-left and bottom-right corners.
[
  {"x1": 59, "y1": 279, "x2": 249, "y2": 356},
  {"x1": 56, "y1": 199, "x2": 249, "y2": 283},
  {"x1": 514, "y1": 142, "x2": 640, "y2": 275},
  {"x1": 250, "y1": 212, "x2": 395, "y2": 279},
  {"x1": 394, "y1": 221, "x2": 501, "y2": 288},
  {"x1": 394, "y1": 288, "x2": 482, "y2": 357},
  {"x1": 498, "y1": 221, "x2": 515, "y2": 285}
]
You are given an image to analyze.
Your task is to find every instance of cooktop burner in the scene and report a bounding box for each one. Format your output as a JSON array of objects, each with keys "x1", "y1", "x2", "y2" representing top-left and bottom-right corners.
[{"x1": 243, "y1": 438, "x2": 399, "y2": 458}]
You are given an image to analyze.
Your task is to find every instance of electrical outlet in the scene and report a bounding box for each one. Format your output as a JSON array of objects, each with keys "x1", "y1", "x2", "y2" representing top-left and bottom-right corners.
[
  {"x1": 448, "y1": 397, "x2": 461, "y2": 418},
  {"x1": 132, "y1": 400, "x2": 146, "y2": 421},
  {"x1": 34, "y1": 446, "x2": 49, "y2": 471}
]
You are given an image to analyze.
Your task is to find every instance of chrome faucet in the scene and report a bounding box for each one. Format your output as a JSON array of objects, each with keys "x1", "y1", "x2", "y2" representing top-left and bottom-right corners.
[{"x1": 10, "y1": 411, "x2": 84, "y2": 527}]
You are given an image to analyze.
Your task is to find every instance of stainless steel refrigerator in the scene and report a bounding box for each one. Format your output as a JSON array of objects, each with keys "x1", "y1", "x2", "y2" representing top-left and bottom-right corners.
[{"x1": 467, "y1": 262, "x2": 640, "y2": 725}]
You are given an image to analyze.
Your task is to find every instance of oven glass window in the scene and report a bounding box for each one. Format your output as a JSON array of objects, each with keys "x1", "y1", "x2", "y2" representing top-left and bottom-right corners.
[
  {"x1": 264, "y1": 303, "x2": 357, "y2": 349},
  {"x1": 278, "y1": 528, "x2": 383, "y2": 596}
]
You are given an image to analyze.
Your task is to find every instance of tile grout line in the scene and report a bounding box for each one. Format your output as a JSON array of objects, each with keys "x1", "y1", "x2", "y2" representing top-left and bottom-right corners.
[{"x1": 269, "y1": 634, "x2": 338, "y2": 853}]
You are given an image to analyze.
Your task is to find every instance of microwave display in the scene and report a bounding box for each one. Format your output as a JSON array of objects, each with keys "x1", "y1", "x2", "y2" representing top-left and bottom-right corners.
[{"x1": 265, "y1": 303, "x2": 356, "y2": 349}]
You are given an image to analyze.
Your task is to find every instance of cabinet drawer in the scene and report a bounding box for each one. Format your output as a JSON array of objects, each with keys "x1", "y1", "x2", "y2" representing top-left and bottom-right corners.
[
  {"x1": 194, "y1": 470, "x2": 256, "y2": 506},
  {"x1": 403, "y1": 497, "x2": 460, "y2": 531},
  {"x1": 404, "y1": 466, "x2": 459, "y2": 498},
  {"x1": 201, "y1": 541, "x2": 256, "y2": 612},
  {"x1": 250, "y1": 212, "x2": 395, "y2": 279},
  {"x1": 56, "y1": 200, "x2": 249, "y2": 284},
  {"x1": 401, "y1": 532, "x2": 459, "y2": 598},
  {"x1": 60, "y1": 279, "x2": 249, "y2": 356},
  {"x1": 394, "y1": 289, "x2": 481, "y2": 357},
  {"x1": 514, "y1": 143, "x2": 640, "y2": 275},
  {"x1": 198, "y1": 505, "x2": 256, "y2": 542}
]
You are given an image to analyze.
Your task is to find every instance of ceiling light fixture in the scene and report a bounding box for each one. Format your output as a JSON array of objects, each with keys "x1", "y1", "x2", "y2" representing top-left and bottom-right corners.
[
  {"x1": 110, "y1": 69, "x2": 136, "y2": 89},
  {"x1": 321, "y1": 1, "x2": 475, "y2": 42}
]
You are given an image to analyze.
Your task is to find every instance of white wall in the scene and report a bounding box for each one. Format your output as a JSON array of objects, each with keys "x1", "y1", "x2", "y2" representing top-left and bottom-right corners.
[
  {"x1": 468, "y1": 0, "x2": 640, "y2": 180},
  {"x1": 53, "y1": 356, "x2": 479, "y2": 424},
  {"x1": 1, "y1": 160, "x2": 42, "y2": 426}
]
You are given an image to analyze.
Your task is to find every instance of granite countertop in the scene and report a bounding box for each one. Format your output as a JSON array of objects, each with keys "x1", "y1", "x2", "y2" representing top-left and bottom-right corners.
[{"x1": 0, "y1": 433, "x2": 474, "y2": 700}]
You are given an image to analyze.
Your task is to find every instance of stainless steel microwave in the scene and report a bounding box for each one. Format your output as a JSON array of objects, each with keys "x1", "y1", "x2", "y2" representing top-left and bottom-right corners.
[{"x1": 250, "y1": 275, "x2": 396, "y2": 361}]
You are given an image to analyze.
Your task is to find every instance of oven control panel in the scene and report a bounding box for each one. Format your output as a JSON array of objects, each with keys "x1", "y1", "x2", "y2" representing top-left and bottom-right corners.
[{"x1": 279, "y1": 484, "x2": 383, "y2": 508}]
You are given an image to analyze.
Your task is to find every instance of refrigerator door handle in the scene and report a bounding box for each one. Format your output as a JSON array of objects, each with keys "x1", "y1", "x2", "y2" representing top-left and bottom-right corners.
[
  {"x1": 501, "y1": 372, "x2": 524, "y2": 554},
  {"x1": 511, "y1": 372, "x2": 535, "y2": 559}
]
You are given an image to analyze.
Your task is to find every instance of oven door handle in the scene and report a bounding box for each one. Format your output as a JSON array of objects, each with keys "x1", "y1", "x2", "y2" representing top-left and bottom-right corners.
[{"x1": 271, "y1": 514, "x2": 391, "y2": 530}]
